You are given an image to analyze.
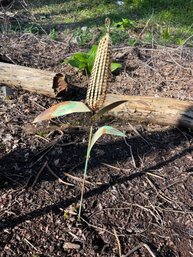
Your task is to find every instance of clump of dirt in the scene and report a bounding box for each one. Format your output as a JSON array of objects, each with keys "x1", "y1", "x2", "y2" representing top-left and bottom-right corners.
[{"x1": 0, "y1": 33, "x2": 193, "y2": 256}]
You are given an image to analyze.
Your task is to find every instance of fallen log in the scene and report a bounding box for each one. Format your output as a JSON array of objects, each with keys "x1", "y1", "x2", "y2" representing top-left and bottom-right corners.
[
  {"x1": 0, "y1": 62, "x2": 193, "y2": 129},
  {"x1": 0, "y1": 62, "x2": 68, "y2": 98},
  {"x1": 104, "y1": 94, "x2": 193, "y2": 129}
]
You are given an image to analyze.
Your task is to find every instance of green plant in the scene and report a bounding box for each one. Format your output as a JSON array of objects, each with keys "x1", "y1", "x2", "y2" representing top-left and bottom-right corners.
[
  {"x1": 127, "y1": 37, "x2": 140, "y2": 46},
  {"x1": 72, "y1": 27, "x2": 92, "y2": 46},
  {"x1": 33, "y1": 19, "x2": 127, "y2": 219},
  {"x1": 23, "y1": 24, "x2": 40, "y2": 34},
  {"x1": 143, "y1": 32, "x2": 154, "y2": 43},
  {"x1": 110, "y1": 29, "x2": 129, "y2": 45},
  {"x1": 176, "y1": 38, "x2": 184, "y2": 46},
  {"x1": 65, "y1": 44, "x2": 122, "y2": 75},
  {"x1": 113, "y1": 18, "x2": 135, "y2": 31},
  {"x1": 49, "y1": 28, "x2": 58, "y2": 40},
  {"x1": 162, "y1": 26, "x2": 171, "y2": 41}
]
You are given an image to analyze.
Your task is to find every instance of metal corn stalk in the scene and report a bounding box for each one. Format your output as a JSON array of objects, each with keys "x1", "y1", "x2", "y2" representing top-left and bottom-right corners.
[{"x1": 86, "y1": 18, "x2": 112, "y2": 111}]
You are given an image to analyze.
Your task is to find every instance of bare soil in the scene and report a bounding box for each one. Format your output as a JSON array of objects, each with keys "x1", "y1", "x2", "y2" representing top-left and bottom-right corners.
[{"x1": 0, "y1": 33, "x2": 193, "y2": 257}]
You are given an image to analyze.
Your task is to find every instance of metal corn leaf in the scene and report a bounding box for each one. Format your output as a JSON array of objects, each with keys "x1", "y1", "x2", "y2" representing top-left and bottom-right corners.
[
  {"x1": 33, "y1": 101, "x2": 91, "y2": 123},
  {"x1": 93, "y1": 100, "x2": 128, "y2": 120},
  {"x1": 88, "y1": 126, "x2": 126, "y2": 154}
]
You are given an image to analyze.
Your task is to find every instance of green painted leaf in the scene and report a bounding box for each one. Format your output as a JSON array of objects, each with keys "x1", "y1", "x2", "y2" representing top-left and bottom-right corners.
[
  {"x1": 111, "y1": 62, "x2": 122, "y2": 72},
  {"x1": 88, "y1": 126, "x2": 126, "y2": 154},
  {"x1": 33, "y1": 101, "x2": 91, "y2": 123},
  {"x1": 93, "y1": 100, "x2": 128, "y2": 120}
]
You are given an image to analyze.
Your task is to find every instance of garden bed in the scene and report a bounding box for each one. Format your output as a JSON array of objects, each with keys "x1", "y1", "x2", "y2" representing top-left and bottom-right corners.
[{"x1": 0, "y1": 31, "x2": 193, "y2": 256}]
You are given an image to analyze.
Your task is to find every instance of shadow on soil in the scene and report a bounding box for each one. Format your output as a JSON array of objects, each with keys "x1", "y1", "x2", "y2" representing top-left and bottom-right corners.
[{"x1": 0, "y1": 110, "x2": 193, "y2": 231}]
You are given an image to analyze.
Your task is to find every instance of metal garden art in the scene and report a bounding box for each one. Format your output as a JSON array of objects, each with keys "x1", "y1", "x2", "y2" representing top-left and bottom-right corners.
[{"x1": 34, "y1": 19, "x2": 127, "y2": 219}]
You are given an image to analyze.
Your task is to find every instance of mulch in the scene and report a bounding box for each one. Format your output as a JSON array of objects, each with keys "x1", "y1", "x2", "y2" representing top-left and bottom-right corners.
[{"x1": 0, "y1": 32, "x2": 193, "y2": 257}]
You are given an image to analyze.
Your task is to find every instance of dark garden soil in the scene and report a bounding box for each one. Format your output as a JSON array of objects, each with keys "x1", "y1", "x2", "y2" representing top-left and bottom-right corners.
[{"x1": 0, "y1": 32, "x2": 193, "y2": 257}]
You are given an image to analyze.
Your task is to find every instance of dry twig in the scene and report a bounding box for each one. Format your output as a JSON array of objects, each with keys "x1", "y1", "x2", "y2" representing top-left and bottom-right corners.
[
  {"x1": 32, "y1": 161, "x2": 47, "y2": 188},
  {"x1": 114, "y1": 228, "x2": 122, "y2": 257},
  {"x1": 123, "y1": 243, "x2": 156, "y2": 257},
  {"x1": 46, "y1": 163, "x2": 74, "y2": 187}
]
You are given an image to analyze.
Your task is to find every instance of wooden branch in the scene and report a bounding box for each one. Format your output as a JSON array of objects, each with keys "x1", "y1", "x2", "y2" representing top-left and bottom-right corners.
[{"x1": 1, "y1": 62, "x2": 193, "y2": 129}]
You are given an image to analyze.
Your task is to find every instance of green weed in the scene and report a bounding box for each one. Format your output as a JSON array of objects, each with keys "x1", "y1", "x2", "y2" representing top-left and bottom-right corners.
[
  {"x1": 110, "y1": 29, "x2": 129, "y2": 45},
  {"x1": 113, "y1": 18, "x2": 136, "y2": 30},
  {"x1": 162, "y1": 26, "x2": 171, "y2": 41},
  {"x1": 72, "y1": 27, "x2": 93, "y2": 46},
  {"x1": 127, "y1": 37, "x2": 141, "y2": 46},
  {"x1": 65, "y1": 44, "x2": 122, "y2": 75},
  {"x1": 23, "y1": 24, "x2": 40, "y2": 34},
  {"x1": 49, "y1": 28, "x2": 58, "y2": 40},
  {"x1": 143, "y1": 32, "x2": 154, "y2": 44}
]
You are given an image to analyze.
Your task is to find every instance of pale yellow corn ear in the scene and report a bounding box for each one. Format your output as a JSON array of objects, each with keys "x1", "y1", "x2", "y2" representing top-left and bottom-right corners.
[{"x1": 86, "y1": 21, "x2": 112, "y2": 111}]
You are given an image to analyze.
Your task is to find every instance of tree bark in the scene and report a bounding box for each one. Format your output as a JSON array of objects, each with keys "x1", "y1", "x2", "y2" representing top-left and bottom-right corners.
[{"x1": 1, "y1": 62, "x2": 193, "y2": 129}]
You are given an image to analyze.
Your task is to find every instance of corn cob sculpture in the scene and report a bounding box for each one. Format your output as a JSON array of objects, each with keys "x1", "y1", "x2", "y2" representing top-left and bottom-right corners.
[
  {"x1": 86, "y1": 18, "x2": 112, "y2": 111},
  {"x1": 33, "y1": 19, "x2": 114, "y2": 124}
]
